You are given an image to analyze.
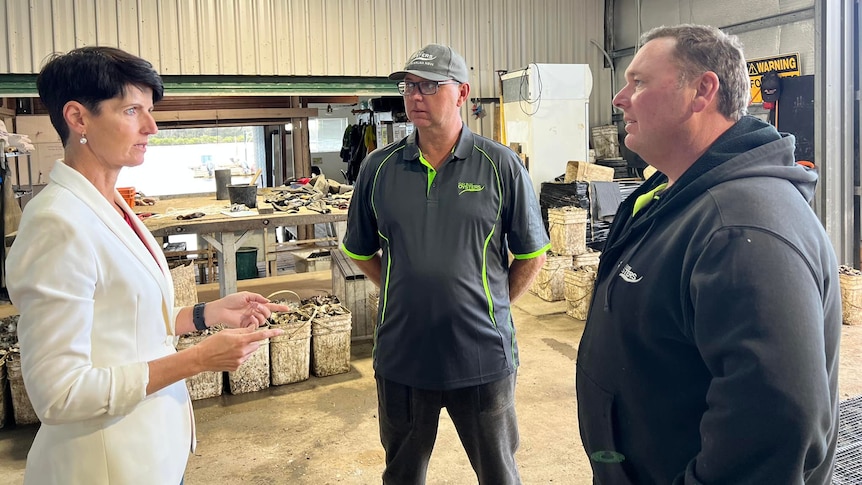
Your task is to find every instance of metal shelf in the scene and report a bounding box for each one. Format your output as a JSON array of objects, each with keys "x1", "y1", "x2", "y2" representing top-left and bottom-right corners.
[{"x1": 1, "y1": 143, "x2": 33, "y2": 208}]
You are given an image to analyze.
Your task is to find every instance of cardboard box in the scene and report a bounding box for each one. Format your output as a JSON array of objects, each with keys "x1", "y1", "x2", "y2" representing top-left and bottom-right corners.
[
  {"x1": 295, "y1": 250, "x2": 332, "y2": 273},
  {"x1": 564, "y1": 161, "x2": 614, "y2": 183}
]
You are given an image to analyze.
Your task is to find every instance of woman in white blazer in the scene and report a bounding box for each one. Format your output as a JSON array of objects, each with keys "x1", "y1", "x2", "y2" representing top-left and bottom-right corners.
[{"x1": 5, "y1": 46, "x2": 287, "y2": 485}]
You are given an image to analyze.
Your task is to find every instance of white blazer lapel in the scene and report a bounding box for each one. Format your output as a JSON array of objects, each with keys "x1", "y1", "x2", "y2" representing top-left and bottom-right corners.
[
  {"x1": 118, "y1": 193, "x2": 176, "y2": 307},
  {"x1": 49, "y1": 161, "x2": 175, "y2": 318}
]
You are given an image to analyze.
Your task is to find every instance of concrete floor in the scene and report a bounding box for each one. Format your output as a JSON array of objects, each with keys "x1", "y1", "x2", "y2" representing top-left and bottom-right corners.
[{"x1": 1, "y1": 271, "x2": 861, "y2": 484}]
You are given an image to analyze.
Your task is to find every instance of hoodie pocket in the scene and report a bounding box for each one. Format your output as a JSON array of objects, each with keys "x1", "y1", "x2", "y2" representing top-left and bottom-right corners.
[{"x1": 576, "y1": 364, "x2": 633, "y2": 484}]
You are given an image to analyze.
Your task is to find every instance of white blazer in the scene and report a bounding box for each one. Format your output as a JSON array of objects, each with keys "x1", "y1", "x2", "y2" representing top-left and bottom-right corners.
[{"x1": 6, "y1": 160, "x2": 193, "y2": 484}]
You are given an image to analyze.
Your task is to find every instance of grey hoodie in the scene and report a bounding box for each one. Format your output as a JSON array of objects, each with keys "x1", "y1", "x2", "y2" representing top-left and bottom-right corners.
[{"x1": 577, "y1": 116, "x2": 840, "y2": 484}]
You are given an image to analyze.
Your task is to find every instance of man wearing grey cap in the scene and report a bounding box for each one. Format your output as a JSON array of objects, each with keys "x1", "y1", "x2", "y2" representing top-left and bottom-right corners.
[{"x1": 342, "y1": 43, "x2": 550, "y2": 484}]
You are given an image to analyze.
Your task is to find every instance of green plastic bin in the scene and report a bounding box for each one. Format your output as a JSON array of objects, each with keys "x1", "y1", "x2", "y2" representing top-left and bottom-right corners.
[{"x1": 236, "y1": 246, "x2": 259, "y2": 280}]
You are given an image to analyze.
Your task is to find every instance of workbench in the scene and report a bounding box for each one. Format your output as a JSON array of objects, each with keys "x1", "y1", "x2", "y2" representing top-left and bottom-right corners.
[{"x1": 140, "y1": 192, "x2": 347, "y2": 298}]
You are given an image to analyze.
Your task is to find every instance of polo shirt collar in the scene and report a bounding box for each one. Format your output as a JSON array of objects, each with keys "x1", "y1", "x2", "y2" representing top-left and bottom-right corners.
[{"x1": 403, "y1": 122, "x2": 475, "y2": 162}]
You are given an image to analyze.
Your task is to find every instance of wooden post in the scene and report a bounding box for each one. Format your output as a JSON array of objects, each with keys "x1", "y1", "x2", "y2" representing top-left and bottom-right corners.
[{"x1": 291, "y1": 96, "x2": 314, "y2": 241}]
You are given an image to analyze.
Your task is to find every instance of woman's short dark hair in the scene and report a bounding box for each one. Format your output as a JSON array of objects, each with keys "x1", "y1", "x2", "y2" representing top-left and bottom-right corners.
[{"x1": 37, "y1": 46, "x2": 164, "y2": 146}]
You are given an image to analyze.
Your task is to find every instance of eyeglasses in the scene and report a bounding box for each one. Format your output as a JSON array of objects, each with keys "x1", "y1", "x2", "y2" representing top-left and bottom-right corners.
[{"x1": 397, "y1": 80, "x2": 461, "y2": 96}]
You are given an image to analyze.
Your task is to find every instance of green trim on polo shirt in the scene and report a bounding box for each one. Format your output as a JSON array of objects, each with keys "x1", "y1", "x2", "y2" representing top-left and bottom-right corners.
[
  {"x1": 512, "y1": 243, "x2": 552, "y2": 259},
  {"x1": 632, "y1": 183, "x2": 668, "y2": 216},
  {"x1": 340, "y1": 244, "x2": 376, "y2": 261},
  {"x1": 371, "y1": 147, "x2": 405, "y2": 220},
  {"x1": 475, "y1": 145, "x2": 506, "y2": 329},
  {"x1": 418, "y1": 147, "x2": 459, "y2": 196},
  {"x1": 379, "y1": 231, "x2": 392, "y2": 331},
  {"x1": 482, "y1": 224, "x2": 497, "y2": 327},
  {"x1": 418, "y1": 150, "x2": 437, "y2": 195}
]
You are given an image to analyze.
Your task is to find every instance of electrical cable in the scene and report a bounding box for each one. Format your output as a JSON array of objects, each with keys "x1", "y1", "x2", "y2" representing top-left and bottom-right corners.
[
  {"x1": 590, "y1": 39, "x2": 621, "y2": 116},
  {"x1": 518, "y1": 63, "x2": 543, "y2": 116}
]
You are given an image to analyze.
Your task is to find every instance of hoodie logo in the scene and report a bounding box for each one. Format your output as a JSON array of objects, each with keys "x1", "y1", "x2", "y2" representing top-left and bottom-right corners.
[
  {"x1": 458, "y1": 182, "x2": 484, "y2": 195},
  {"x1": 590, "y1": 450, "x2": 626, "y2": 463},
  {"x1": 619, "y1": 264, "x2": 642, "y2": 283}
]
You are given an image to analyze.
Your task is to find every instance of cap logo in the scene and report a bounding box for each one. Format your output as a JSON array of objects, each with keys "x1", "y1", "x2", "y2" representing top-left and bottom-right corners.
[
  {"x1": 412, "y1": 52, "x2": 437, "y2": 62},
  {"x1": 408, "y1": 51, "x2": 439, "y2": 68},
  {"x1": 389, "y1": 43, "x2": 467, "y2": 83}
]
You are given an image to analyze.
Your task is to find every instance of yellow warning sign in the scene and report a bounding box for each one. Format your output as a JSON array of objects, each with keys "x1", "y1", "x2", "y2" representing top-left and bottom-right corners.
[{"x1": 746, "y1": 53, "x2": 800, "y2": 103}]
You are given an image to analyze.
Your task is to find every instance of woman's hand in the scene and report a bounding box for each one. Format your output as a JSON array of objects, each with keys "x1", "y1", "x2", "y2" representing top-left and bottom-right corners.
[
  {"x1": 193, "y1": 326, "x2": 284, "y2": 372},
  {"x1": 205, "y1": 291, "x2": 291, "y2": 329}
]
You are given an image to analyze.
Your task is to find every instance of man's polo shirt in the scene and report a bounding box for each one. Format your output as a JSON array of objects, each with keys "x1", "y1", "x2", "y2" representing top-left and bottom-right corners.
[{"x1": 342, "y1": 123, "x2": 550, "y2": 390}]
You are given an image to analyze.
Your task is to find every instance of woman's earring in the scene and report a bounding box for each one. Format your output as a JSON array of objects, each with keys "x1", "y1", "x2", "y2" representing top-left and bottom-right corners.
[{"x1": 80, "y1": 133, "x2": 87, "y2": 145}]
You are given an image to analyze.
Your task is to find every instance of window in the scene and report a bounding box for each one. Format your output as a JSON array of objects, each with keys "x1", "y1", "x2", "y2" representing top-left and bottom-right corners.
[
  {"x1": 308, "y1": 118, "x2": 348, "y2": 153},
  {"x1": 117, "y1": 126, "x2": 265, "y2": 196}
]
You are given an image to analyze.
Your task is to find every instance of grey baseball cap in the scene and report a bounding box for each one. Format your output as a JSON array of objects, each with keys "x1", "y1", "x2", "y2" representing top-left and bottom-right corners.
[{"x1": 389, "y1": 44, "x2": 469, "y2": 83}]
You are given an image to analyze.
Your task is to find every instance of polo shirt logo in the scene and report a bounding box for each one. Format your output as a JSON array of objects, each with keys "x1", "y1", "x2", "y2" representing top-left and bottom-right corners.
[{"x1": 458, "y1": 182, "x2": 485, "y2": 195}]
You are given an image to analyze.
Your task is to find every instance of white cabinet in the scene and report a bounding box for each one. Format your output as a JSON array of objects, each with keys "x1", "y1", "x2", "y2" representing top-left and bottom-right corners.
[
  {"x1": 502, "y1": 64, "x2": 593, "y2": 197},
  {"x1": 376, "y1": 121, "x2": 414, "y2": 147},
  {"x1": 13, "y1": 115, "x2": 62, "y2": 186}
]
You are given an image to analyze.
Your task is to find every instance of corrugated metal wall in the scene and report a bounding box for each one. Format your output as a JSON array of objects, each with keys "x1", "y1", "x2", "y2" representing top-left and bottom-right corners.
[
  {"x1": 611, "y1": 0, "x2": 815, "y2": 100},
  {"x1": 1, "y1": 0, "x2": 613, "y2": 131},
  {"x1": 609, "y1": 0, "x2": 859, "y2": 263}
]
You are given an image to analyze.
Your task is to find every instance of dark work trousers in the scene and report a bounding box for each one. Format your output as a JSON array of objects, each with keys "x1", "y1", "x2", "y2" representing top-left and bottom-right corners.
[{"x1": 376, "y1": 373, "x2": 521, "y2": 485}]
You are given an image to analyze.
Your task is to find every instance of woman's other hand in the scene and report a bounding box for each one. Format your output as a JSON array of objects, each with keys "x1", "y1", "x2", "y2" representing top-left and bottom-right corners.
[
  {"x1": 205, "y1": 291, "x2": 291, "y2": 329},
  {"x1": 193, "y1": 326, "x2": 284, "y2": 372}
]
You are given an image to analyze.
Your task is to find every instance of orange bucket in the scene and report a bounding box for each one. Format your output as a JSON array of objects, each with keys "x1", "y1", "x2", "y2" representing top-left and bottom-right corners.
[{"x1": 117, "y1": 186, "x2": 136, "y2": 207}]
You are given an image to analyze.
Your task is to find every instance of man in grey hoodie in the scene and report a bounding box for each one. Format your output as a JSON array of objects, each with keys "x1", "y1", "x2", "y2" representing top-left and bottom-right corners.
[{"x1": 577, "y1": 24, "x2": 840, "y2": 484}]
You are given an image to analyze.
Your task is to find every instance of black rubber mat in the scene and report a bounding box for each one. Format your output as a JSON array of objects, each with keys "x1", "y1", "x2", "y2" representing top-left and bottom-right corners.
[{"x1": 834, "y1": 395, "x2": 862, "y2": 484}]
